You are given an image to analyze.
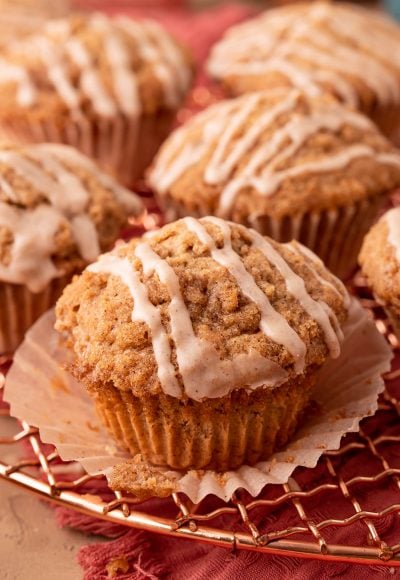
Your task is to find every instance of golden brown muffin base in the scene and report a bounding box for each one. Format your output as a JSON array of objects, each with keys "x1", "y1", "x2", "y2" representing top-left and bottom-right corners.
[
  {"x1": 156, "y1": 191, "x2": 387, "y2": 280},
  {"x1": 0, "y1": 109, "x2": 176, "y2": 187},
  {"x1": 0, "y1": 274, "x2": 74, "y2": 353},
  {"x1": 93, "y1": 371, "x2": 317, "y2": 472}
]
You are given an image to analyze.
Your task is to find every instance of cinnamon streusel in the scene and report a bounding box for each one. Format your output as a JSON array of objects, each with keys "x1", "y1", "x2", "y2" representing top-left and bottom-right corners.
[
  {"x1": 149, "y1": 90, "x2": 400, "y2": 278},
  {"x1": 0, "y1": 142, "x2": 142, "y2": 352}
]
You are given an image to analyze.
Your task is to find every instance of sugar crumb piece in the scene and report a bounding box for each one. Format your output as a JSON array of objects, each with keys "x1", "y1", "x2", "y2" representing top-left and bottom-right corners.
[
  {"x1": 106, "y1": 556, "x2": 129, "y2": 578},
  {"x1": 109, "y1": 455, "x2": 177, "y2": 500}
]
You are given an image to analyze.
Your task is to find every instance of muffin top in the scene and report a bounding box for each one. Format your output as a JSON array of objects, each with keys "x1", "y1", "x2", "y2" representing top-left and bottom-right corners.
[
  {"x1": 359, "y1": 207, "x2": 400, "y2": 306},
  {"x1": 149, "y1": 90, "x2": 400, "y2": 221},
  {"x1": 0, "y1": 143, "x2": 143, "y2": 292},
  {"x1": 55, "y1": 217, "x2": 349, "y2": 402},
  {"x1": 207, "y1": 1, "x2": 400, "y2": 110},
  {"x1": 0, "y1": 13, "x2": 192, "y2": 121}
]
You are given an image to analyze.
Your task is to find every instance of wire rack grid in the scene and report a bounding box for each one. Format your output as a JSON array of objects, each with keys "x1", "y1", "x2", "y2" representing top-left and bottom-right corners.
[{"x1": 1, "y1": 270, "x2": 400, "y2": 567}]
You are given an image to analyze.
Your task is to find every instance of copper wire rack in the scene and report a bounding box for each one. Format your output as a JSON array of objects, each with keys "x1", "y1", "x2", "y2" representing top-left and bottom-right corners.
[{"x1": 1, "y1": 271, "x2": 400, "y2": 567}]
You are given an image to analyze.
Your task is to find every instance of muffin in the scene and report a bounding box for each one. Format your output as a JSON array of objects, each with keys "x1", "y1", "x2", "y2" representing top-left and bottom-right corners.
[
  {"x1": 55, "y1": 216, "x2": 349, "y2": 472},
  {"x1": 149, "y1": 89, "x2": 400, "y2": 279},
  {"x1": 359, "y1": 206, "x2": 400, "y2": 337},
  {"x1": 207, "y1": 1, "x2": 400, "y2": 143},
  {"x1": 0, "y1": 13, "x2": 193, "y2": 186},
  {"x1": 0, "y1": 142, "x2": 143, "y2": 353}
]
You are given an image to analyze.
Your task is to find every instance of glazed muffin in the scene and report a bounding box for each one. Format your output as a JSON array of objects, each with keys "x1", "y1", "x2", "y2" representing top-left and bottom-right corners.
[
  {"x1": 55, "y1": 216, "x2": 349, "y2": 471},
  {"x1": 149, "y1": 89, "x2": 400, "y2": 279},
  {"x1": 207, "y1": 1, "x2": 400, "y2": 143},
  {"x1": 359, "y1": 207, "x2": 400, "y2": 337},
  {"x1": 0, "y1": 142, "x2": 142, "y2": 353},
  {"x1": 0, "y1": 13, "x2": 193, "y2": 186}
]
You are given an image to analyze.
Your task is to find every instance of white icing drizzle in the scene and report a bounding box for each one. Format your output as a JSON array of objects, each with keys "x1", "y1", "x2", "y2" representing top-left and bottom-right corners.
[
  {"x1": 3, "y1": 13, "x2": 190, "y2": 115},
  {"x1": 94, "y1": 239, "x2": 289, "y2": 400},
  {"x1": 384, "y1": 207, "x2": 400, "y2": 262},
  {"x1": 116, "y1": 16, "x2": 188, "y2": 108},
  {"x1": 284, "y1": 242, "x2": 349, "y2": 306},
  {"x1": 150, "y1": 90, "x2": 400, "y2": 217},
  {"x1": 86, "y1": 217, "x2": 348, "y2": 400},
  {"x1": 205, "y1": 91, "x2": 300, "y2": 185},
  {"x1": 0, "y1": 58, "x2": 36, "y2": 107},
  {"x1": 34, "y1": 35, "x2": 81, "y2": 112},
  {"x1": 88, "y1": 253, "x2": 182, "y2": 398},
  {"x1": 36, "y1": 144, "x2": 143, "y2": 215},
  {"x1": 0, "y1": 144, "x2": 141, "y2": 292},
  {"x1": 207, "y1": 2, "x2": 400, "y2": 107},
  {"x1": 182, "y1": 216, "x2": 306, "y2": 372},
  {"x1": 65, "y1": 38, "x2": 116, "y2": 117},
  {"x1": 91, "y1": 13, "x2": 140, "y2": 117},
  {"x1": 0, "y1": 203, "x2": 63, "y2": 292},
  {"x1": 242, "y1": 224, "x2": 341, "y2": 356}
]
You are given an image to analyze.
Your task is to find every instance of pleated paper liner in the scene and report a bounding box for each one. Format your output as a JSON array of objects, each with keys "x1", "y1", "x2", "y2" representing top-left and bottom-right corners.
[
  {"x1": 0, "y1": 109, "x2": 175, "y2": 187},
  {"x1": 4, "y1": 297, "x2": 391, "y2": 503},
  {"x1": 0, "y1": 274, "x2": 73, "y2": 354}
]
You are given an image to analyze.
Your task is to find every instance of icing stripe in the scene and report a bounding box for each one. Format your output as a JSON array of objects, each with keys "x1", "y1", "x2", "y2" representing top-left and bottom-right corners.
[
  {"x1": 151, "y1": 90, "x2": 400, "y2": 219},
  {"x1": 205, "y1": 91, "x2": 300, "y2": 185},
  {"x1": 0, "y1": 144, "x2": 139, "y2": 292},
  {"x1": 86, "y1": 218, "x2": 349, "y2": 400},
  {"x1": 243, "y1": 223, "x2": 341, "y2": 357},
  {"x1": 207, "y1": 2, "x2": 400, "y2": 107},
  {"x1": 93, "y1": 241, "x2": 289, "y2": 400},
  {"x1": 3, "y1": 14, "x2": 190, "y2": 114},
  {"x1": 0, "y1": 203, "x2": 64, "y2": 292},
  {"x1": 88, "y1": 253, "x2": 182, "y2": 398},
  {"x1": 284, "y1": 242, "x2": 348, "y2": 306},
  {"x1": 182, "y1": 216, "x2": 306, "y2": 372},
  {"x1": 36, "y1": 143, "x2": 143, "y2": 214},
  {"x1": 65, "y1": 38, "x2": 116, "y2": 117}
]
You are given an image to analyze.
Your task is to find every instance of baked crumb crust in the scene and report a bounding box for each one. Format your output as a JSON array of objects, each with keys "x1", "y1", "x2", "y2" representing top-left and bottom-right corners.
[
  {"x1": 56, "y1": 218, "x2": 348, "y2": 398},
  {"x1": 0, "y1": 143, "x2": 142, "y2": 280},
  {"x1": 207, "y1": 1, "x2": 400, "y2": 111},
  {"x1": 0, "y1": 13, "x2": 193, "y2": 123},
  {"x1": 149, "y1": 90, "x2": 400, "y2": 220}
]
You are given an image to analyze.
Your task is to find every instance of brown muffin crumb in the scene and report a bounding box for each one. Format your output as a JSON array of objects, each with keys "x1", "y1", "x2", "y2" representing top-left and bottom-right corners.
[
  {"x1": 108, "y1": 455, "x2": 177, "y2": 500},
  {"x1": 207, "y1": 2, "x2": 400, "y2": 112},
  {"x1": 0, "y1": 142, "x2": 142, "y2": 283},
  {"x1": 149, "y1": 90, "x2": 400, "y2": 222},
  {"x1": 56, "y1": 218, "x2": 348, "y2": 398}
]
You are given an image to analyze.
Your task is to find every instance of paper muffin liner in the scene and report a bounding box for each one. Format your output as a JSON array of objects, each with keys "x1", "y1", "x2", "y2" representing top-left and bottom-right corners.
[
  {"x1": 0, "y1": 109, "x2": 176, "y2": 187},
  {"x1": 4, "y1": 297, "x2": 392, "y2": 503},
  {"x1": 0, "y1": 274, "x2": 73, "y2": 354},
  {"x1": 156, "y1": 195, "x2": 385, "y2": 280},
  {"x1": 94, "y1": 372, "x2": 316, "y2": 471}
]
